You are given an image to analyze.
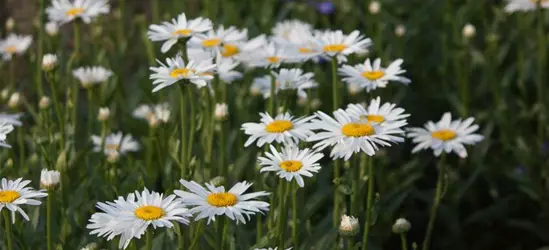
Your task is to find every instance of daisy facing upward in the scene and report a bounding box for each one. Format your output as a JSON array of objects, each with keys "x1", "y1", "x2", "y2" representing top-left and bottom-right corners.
[
  {"x1": 258, "y1": 145, "x2": 324, "y2": 187},
  {"x1": 147, "y1": 12, "x2": 213, "y2": 53}
]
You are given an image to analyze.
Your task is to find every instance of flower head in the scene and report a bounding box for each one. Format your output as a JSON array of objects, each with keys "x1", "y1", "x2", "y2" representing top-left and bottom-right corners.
[
  {"x1": 0, "y1": 113, "x2": 23, "y2": 126},
  {"x1": 42, "y1": 54, "x2": 58, "y2": 71},
  {"x1": 40, "y1": 169, "x2": 61, "y2": 190},
  {"x1": 345, "y1": 98, "x2": 409, "y2": 127},
  {"x1": 392, "y1": 218, "x2": 411, "y2": 233},
  {"x1": 73, "y1": 66, "x2": 113, "y2": 88},
  {"x1": 339, "y1": 214, "x2": 360, "y2": 236},
  {"x1": 259, "y1": 145, "x2": 323, "y2": 187},
  {"x1": 407, "y1": 112, "x2": 484, "y2": 158},
  {"x1": 0, "y1": 33, "x2": 32, "y2": 61},
  {"x1": 0, "y1": 121, "x2": 15, "y2": 148},
  {"x1": 339, "y1": 58, "x2": 410, "y2": 93},
  {"x1": 271, "y1": 68, "x2": 318, "y2": 98},
  {"x1": 45, "y1": 21, "x2": 59, "y2": 36},
  {"x1": 241, "y1": 41, "x2": 289, "y2": 68},
  {"x1": 504, "y1": 0, "x2": 549, "y2": 12},
  {"x1": 147, "y1": 13, "x2": 212, "y2": 53},
  {"x1": 132, "y1": 103, "x2": 170, "y2": 126},
  {"x1": 149, "y1": 55, "x2": 216, "y2": 92},
  {"x1": 315, "y1": 30, "x2": 372, "y2": 63},
  {"x1": 242, "y1": 112, "x2": 315, "y2": 147},
  {"x1": 91, "y1": 132, "x2": 139, "y2": 158},
  {"x1": 175, "y1": 180, "x2": 270, "y2": 224},
  {"x1": 46, "y1": 0, "x2": 110, "y2": 24},
  {"x1": 189, "y1": 25, "x2": 247, "y2": 52},
  {"x1": 0, "y1": 178, "x2": 47, "y2": 223}
]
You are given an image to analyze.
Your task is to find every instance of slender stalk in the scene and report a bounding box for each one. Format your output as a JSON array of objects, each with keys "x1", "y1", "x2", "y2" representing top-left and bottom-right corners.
[
  {"x1": 361, "y1": 155, "x2": 374, "y2": 250},
  {"x1": 189, "y1": 221, "x2": 204, "y2": 250},
  {"x1": 269, "y1": 74, "x2": 276, "y2": 114},
  {"x1": 221, "y1": 217, "x2": 229, "y2": 250},
  {"x1": 187, "y1": 86, "x2": 197, "y2": 177},
  {"x1": 145, "y1": 229, "x2": 152, "y2": 250},
  {"x1": 87, "y1": 90, "x2": 94, "y2": 138},
  {"x1": 421, "y1": 154, "x2": 446, "y2": 250},
  {"x1": 47, "y1": 191, "x2": 53, "y2": 250},
  {"x1": 536, "y1": 7, "x2": 546, "y2": 145},
  {"x1": 331, "y1": 56, "x2": 342, "y2": 228},
  {"x1": 17, "y1": 129, "x2": 25, "y2": 168},
  {"x1": 145, "y1": 126, "x2": 155, "y2": 171},
  {"x1": 175, "y1": 223, "x2": 185, "y2": 250},
  {"x1": 400, "y1": 233, "x2": 409, "y2": 250},
  {"x1": 179, "y1": 85, "x2": 188, "y2": 179},
  {"x1": 69, "y1": 22, "x2": 80, "y2": 140},
  {"x1": 218, "y1": 123, "x2": 227, "y2": 177},
  {"x1": 8, "y1": 59, "x2": 15, "y2": 91},
  {"x1": 36, "y1": 0, "x2": 45, "y2": 96},
  {"x1": 46, "y1": 73, "x2": 65, "y2": 148},
  {"x1": 3, "y1": 210, "x2": 13, "y2": 250},
  {"x1": 292, "y1": 182, "x2": 298, "y2": 247},
  {"x1": 279, "y1": 181, "x2": 291, "y2": 248}
]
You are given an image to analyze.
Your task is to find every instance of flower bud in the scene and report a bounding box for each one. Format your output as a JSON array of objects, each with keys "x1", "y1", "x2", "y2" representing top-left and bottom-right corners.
[
  {"x1": 107, "y1": 151, "x2": 120, "y2": 163},
  {"x1": 97, "y1": 107, "x2": 110, "y2": 122},
  {"x1": 29, "y1": 153, "x2": 39, "y2": 165},
  {"x1": 1, "y1": 89, "x2": 9, "y2": 100},
  {"x1": 462, "y1": 23, "x2": 476, "y2": 39},
  {"x1": 214, "y1": 103, "x2": 229, "y2": 121},
  {"x1": 45, "y1": 22, "x2": 59, "y2": 36},
  {"x1": 368, "y1": 1, "x2": 381, "y2": 14},
  {"x1": 8, "y1": 92, "x2": 20, "y2": 108},
  {"x1": 395, "y1": 25, "x2": 406, "y2": 37},
  {"x1": 347, "y1": 83, "x2": 361, "y2": 96},
  {"x1": 39, "y1": 96, "x2": 51, "y2": 109},
  {"x1": 311, "y1": 98, "x2": 321, "y2": 110},
  {"x1": 250, "y1": 86, "x2": 261, "y2": 96},
  {"x1": 5, "y1": 17, "x2": 14, "y2": 32},
  {"x1": 392, "y1": 218, "x2": 411, "y2": 234},
  {"x1": 5, "y1": 158, "x2": 13, "y2": 168},
  {"x1": 42, "y1": 54, "x2": 58, "y2": 72},
  {"x1": 56, "y1": 150, "x2": 67, "y2": 171},
  {"x1": 339, "y1": 214, "x2": 360, "y2": 236},
  {"x1": 210, "y1": 176, "x2": 226, "y2": 186},
  {"x1": 297, "y1": 96, "x2": 308, "y2": 107},
  {"x1": 149, "y1": 116, "x2": 160, "y2": 128},
  {"x1": 40, "y1": 169, "x2": 61, "y2": 190},
  {"x1": 81, "y1": 242, "x2": 98, "y2": 250}
]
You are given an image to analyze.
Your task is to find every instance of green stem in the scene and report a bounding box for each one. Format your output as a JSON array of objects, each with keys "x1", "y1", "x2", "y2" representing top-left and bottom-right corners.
[
  {"x1": 361, "y1": 156, "x2": 374, "y2": 250},
  {"x1": 145, "y1": 229, "x2": 152, "y2": 250},
  {"x1": 69, "y1": 22, "x2": 80, "y2": 141},
  {"x1": 331, "y1": 56, "x2": 341, "y2": 229},
  {"x1": 421, "y1": 154, "x2": 446, "y2": 250},
  {"x1": 221, "y1": 217, "x2": 229, "y2": 250},
  {"x1": 17, "y1": 129, "x2": 25, "y2": 168},
  {"x1": 278, "y1": 181, "x2": 290, "y2": 248},
  {"x1": 175, "y1": 222, "x2": 185, "y2": 250},
  {"x1": 47, "y1": 73, "x2": 65, "y2": 149},
  {"x1": 8, "y1": 59, "x2": 15, "y2": 91},
  {"x1": 292, "y1": 182, "x2": 298, "y2": 247},
  {"x1": 331, "y1": 56, "x2": 339, "y2": 110},
  {"x1": 47, "y1": 191, "x2": 53, "y2": 250},
  {"x1": 87, "y1": 90, "x2": 94, "y2": 138},
  {"x1": 536, "y1": 7, "x2": 546, "y2": 145},
  {"x1": 400, "y1": 233, "x2": 408, "y2": 250},
  {"x1": 36, "y1": 0, "x2": 45, "y2": 96},
  {"x1": 189, "y1": 221, "x2": 204, "y2": 250},
  {"x1": 3, "y1": 210, "x2": 13, "y2": 250},
  {"x1": 179, "y1": 85, "x2": 188, "y2": 179},
  {"x1": 269, "y1": 74, "x2": 276, "y2": 114},
  {"x1": 187, "y1": 86, "x2": 197, "y2": 178}
]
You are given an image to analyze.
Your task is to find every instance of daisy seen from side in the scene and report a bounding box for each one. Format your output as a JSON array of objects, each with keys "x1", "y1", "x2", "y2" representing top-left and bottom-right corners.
[
  {"x1": 339, "y1": 58, "x2": 410, "y2": 93},
  {"x1": 0, "y1": 178, "x2": 47, "y2": 223},
  {"x1": 147, "y1": 12, "x2": 212, "y2": 53},
  {"x1": 271, "y1": 68, "x2": 318, "y2": 98},
  {"x1": 149, "y1": 55, "x2": 216, "y2": 92},
  {"x1": 46, "y1": 0, "x2": 110, "y2": 24},
  {"x1": 345, "y1": 97, "x2": 409, "y2": 127},
  {"x1": 73, "y1": 66, "x2": 113, "y2": 88},
  {"x1": 242, "y1": 112, "x2": 316, "y2": 147},
  {"x1": 0, "y1": 34, "x2": 32, "y2": 61},
  {"x1": 315, "y1": 30, "x2": 372, "y2": 63}
]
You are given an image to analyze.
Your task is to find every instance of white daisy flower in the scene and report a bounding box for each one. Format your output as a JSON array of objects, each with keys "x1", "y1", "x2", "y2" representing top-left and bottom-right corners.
[
  {"x1": 250, "y1": 76, "x2": 274, "y2": 98},
  {"x1": 175, "y1": 180, "x2": 270, "y2": 224},
  {"x1": 0, "y1": 121, "x2": 15, "y2": 148},
  {"x1": 0, "y1": 178, "x2": 47, "y2": 223},
  {"x1": 407, "y1": 112, "x2": 484, "y2": 158},
  {"x1": 258, "y1": 145, "x2": 323, "y2": 187},
  {"x1": 242, "y1": 112, "x2": 316, "y2": 147},
  {"x1": 88, "y1": 189, "x2": 190, "y2": 249},
  {"x1": 73, "y1": 66, "x2": 113, "y2": 88},
  {"x1": 147, "y1": 13, "x2": 212, "y2": 53},
  {"x1": 91, "y1": 132, "x2": 140, "y2": 156},
  {"x1": 45, "y1": 21, "x2": 59, "y2": 36},
  {"x1": 215, "y1": 57, "x2": 243, "y2": 83},
  {"x1": 272, "y1": 19, "x2": 312, "y2": 40},
  {"x1": 504, "y1": 0, "x2": 549, "y2": 12},
  {"x1": 307, "y1": 109, "x2": 406, "y2": 160},
  {"x1": 149, "y1": 55, "x2": 216, "y2": 92},
  {"x1": 339, "y1": 58, "x2": 410, "y2": 92},
  {"x1": 46, "y1": 0, "x2": 110, "y2": 24},
  {"x1": 315, "y1": 30, "x2": 372, "y2": 63},
  {"x1": 0, "y1": 113, "x2": 23, "y2": 126},
  {"x1": 40, "y1": 169, "x2": 61, "y2": 190},
  {"x1": 219, "y1": 35, "x2": 267, "y2": 59},
  {"x1": 0, "y1": 33, "x2": 32, "y2": 61},
  {"x1": 189, "y1": 25, "x2": 247, "y2": 52},
  {"x1": 132, "y1": 103, "x2": 170, "y2": 126},
  {"x1": 271, "y1": 68, "x2": 318, "y2": 98},
  {"x1": 242, "y1": 41, "x2": 289, "y2": 68},
  {"x1": 345, "y1": 97, "x2": 409, "y2": 126}
]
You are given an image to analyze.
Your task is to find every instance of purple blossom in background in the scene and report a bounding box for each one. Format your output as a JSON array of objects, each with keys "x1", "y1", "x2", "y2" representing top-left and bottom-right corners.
[{"x1": 314, "y1": 1, "x2": 336, "y2": 15}]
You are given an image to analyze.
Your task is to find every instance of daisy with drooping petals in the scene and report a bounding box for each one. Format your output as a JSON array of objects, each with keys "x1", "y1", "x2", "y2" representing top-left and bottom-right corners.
[
  {"x1": 0, "y1": 178, "x2": 47, "y2": 223},
  {"x1": 73, "y1": 66, "x2": 113, "y2": 88},
  {"x1": 271, "y1": 68, "x2": 318, "y2": 98},
  {"x1": 407, "y1": 112, "x2": 484, "y2": 158},
  {"x1": 339, "y1": 58, "x2": 410, "y2": 93},
  {"x1": 147, "y1": 13, "x2": 212, "y2": 53},
  {"x1": 0, "y1": 113, "x2": 23, "y2": 126},
  {"x1": 504, "y1": 0, "x2": 549, "y2": 12},
  {"x1": 46, "y1": 0, "x2": 110, "y2": 24},
  {"x1": 175, "y1": 180, "x2": 270, "y2": 224},
  {"x1": 316, "y1": 30, "x2": 372, "y2": 63},
  {"x1": 307, "y1": 109, "x2": 406, "y2": 160},
  {"x1": 149, "y1": 55, "x2": 216, "y2": 92},
  {"x1": 345, "y1": 97, "x2": 409, "y2": 126},
  {"x1": 132, "y1": 103, "x2": 170, "y2": 126},
  {"x1": 91, "y1": 132, "x2": 139, "y2": 158},
  {"x1": 241, "y1": 112, "x2": 316, "y2": 147},
  {"x1": 189, "y1": 25, "x2": 247, "y2": 52},
  {"x1": 0, "y1": 34, "x2": 32, "y2": 61},
  {"x1": 259, "y1": 145, "x2": 324, "y2": 187},
  {"x1": 0, "y1": 121, "x2": 15, "y2": 148},
  {"x1": 87, "y1": 189, "x2": 191, "y2": 249}
]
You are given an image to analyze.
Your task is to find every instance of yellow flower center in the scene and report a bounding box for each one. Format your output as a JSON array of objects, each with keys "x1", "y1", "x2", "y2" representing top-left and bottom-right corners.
[
  {"x1": 221, "y1": 44, "x2": 240, "y2": 57},
  {"x1": 267, "y1": 56, "x2": 281, "y2": 64},
  {"x1": 173, "y1": 29, "x2": 192, "y2": 36},
  {"x1": 431, "y1": 129, "x2": 457, "y2": 141},
  {"x1": 4, "y1": 46, "x2": 17, "y2": 53},
  {"x1": 202, "y1": 38, "x2": 221, "y2": 48},
  {"x1": 0, "y1": 190, "x2": 20, "y2": 203},
  {"x1": 134, "y1": 205, "x2": 165, "y2": 221},
  {"x1": 279, "y1": 160, "x2": 303, "y2": 172},
  {"x1": 66, "y1": 8, "x2": 84, "y2": 17},
  {"x1": 361, "y1": 71, "x2": 385, "y2": 81},
  {"x1": 207, "y1": 192, "x2": 238, "y2": 207},
  {"x1": 265, "y1": 120, "x2": 293, "y2": 133},
  {"x1": 323, "y1": 44, "x2": 347, "y2": 53},
  {"x1": 170, "y1": 68, "x2": 192, "y2": 78},
  {"x1": 341, "y1": 123, "x2": 375, "y2": 137},
  {"x1": 361, "y1": 115, "x2": 385, "y2": 123},
  {"x1": 299, "y1": 47, "x2": 314, "y2": 54},
  {"x1": 104, "y1": 144, "x2": 120, "y2": 151}
]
